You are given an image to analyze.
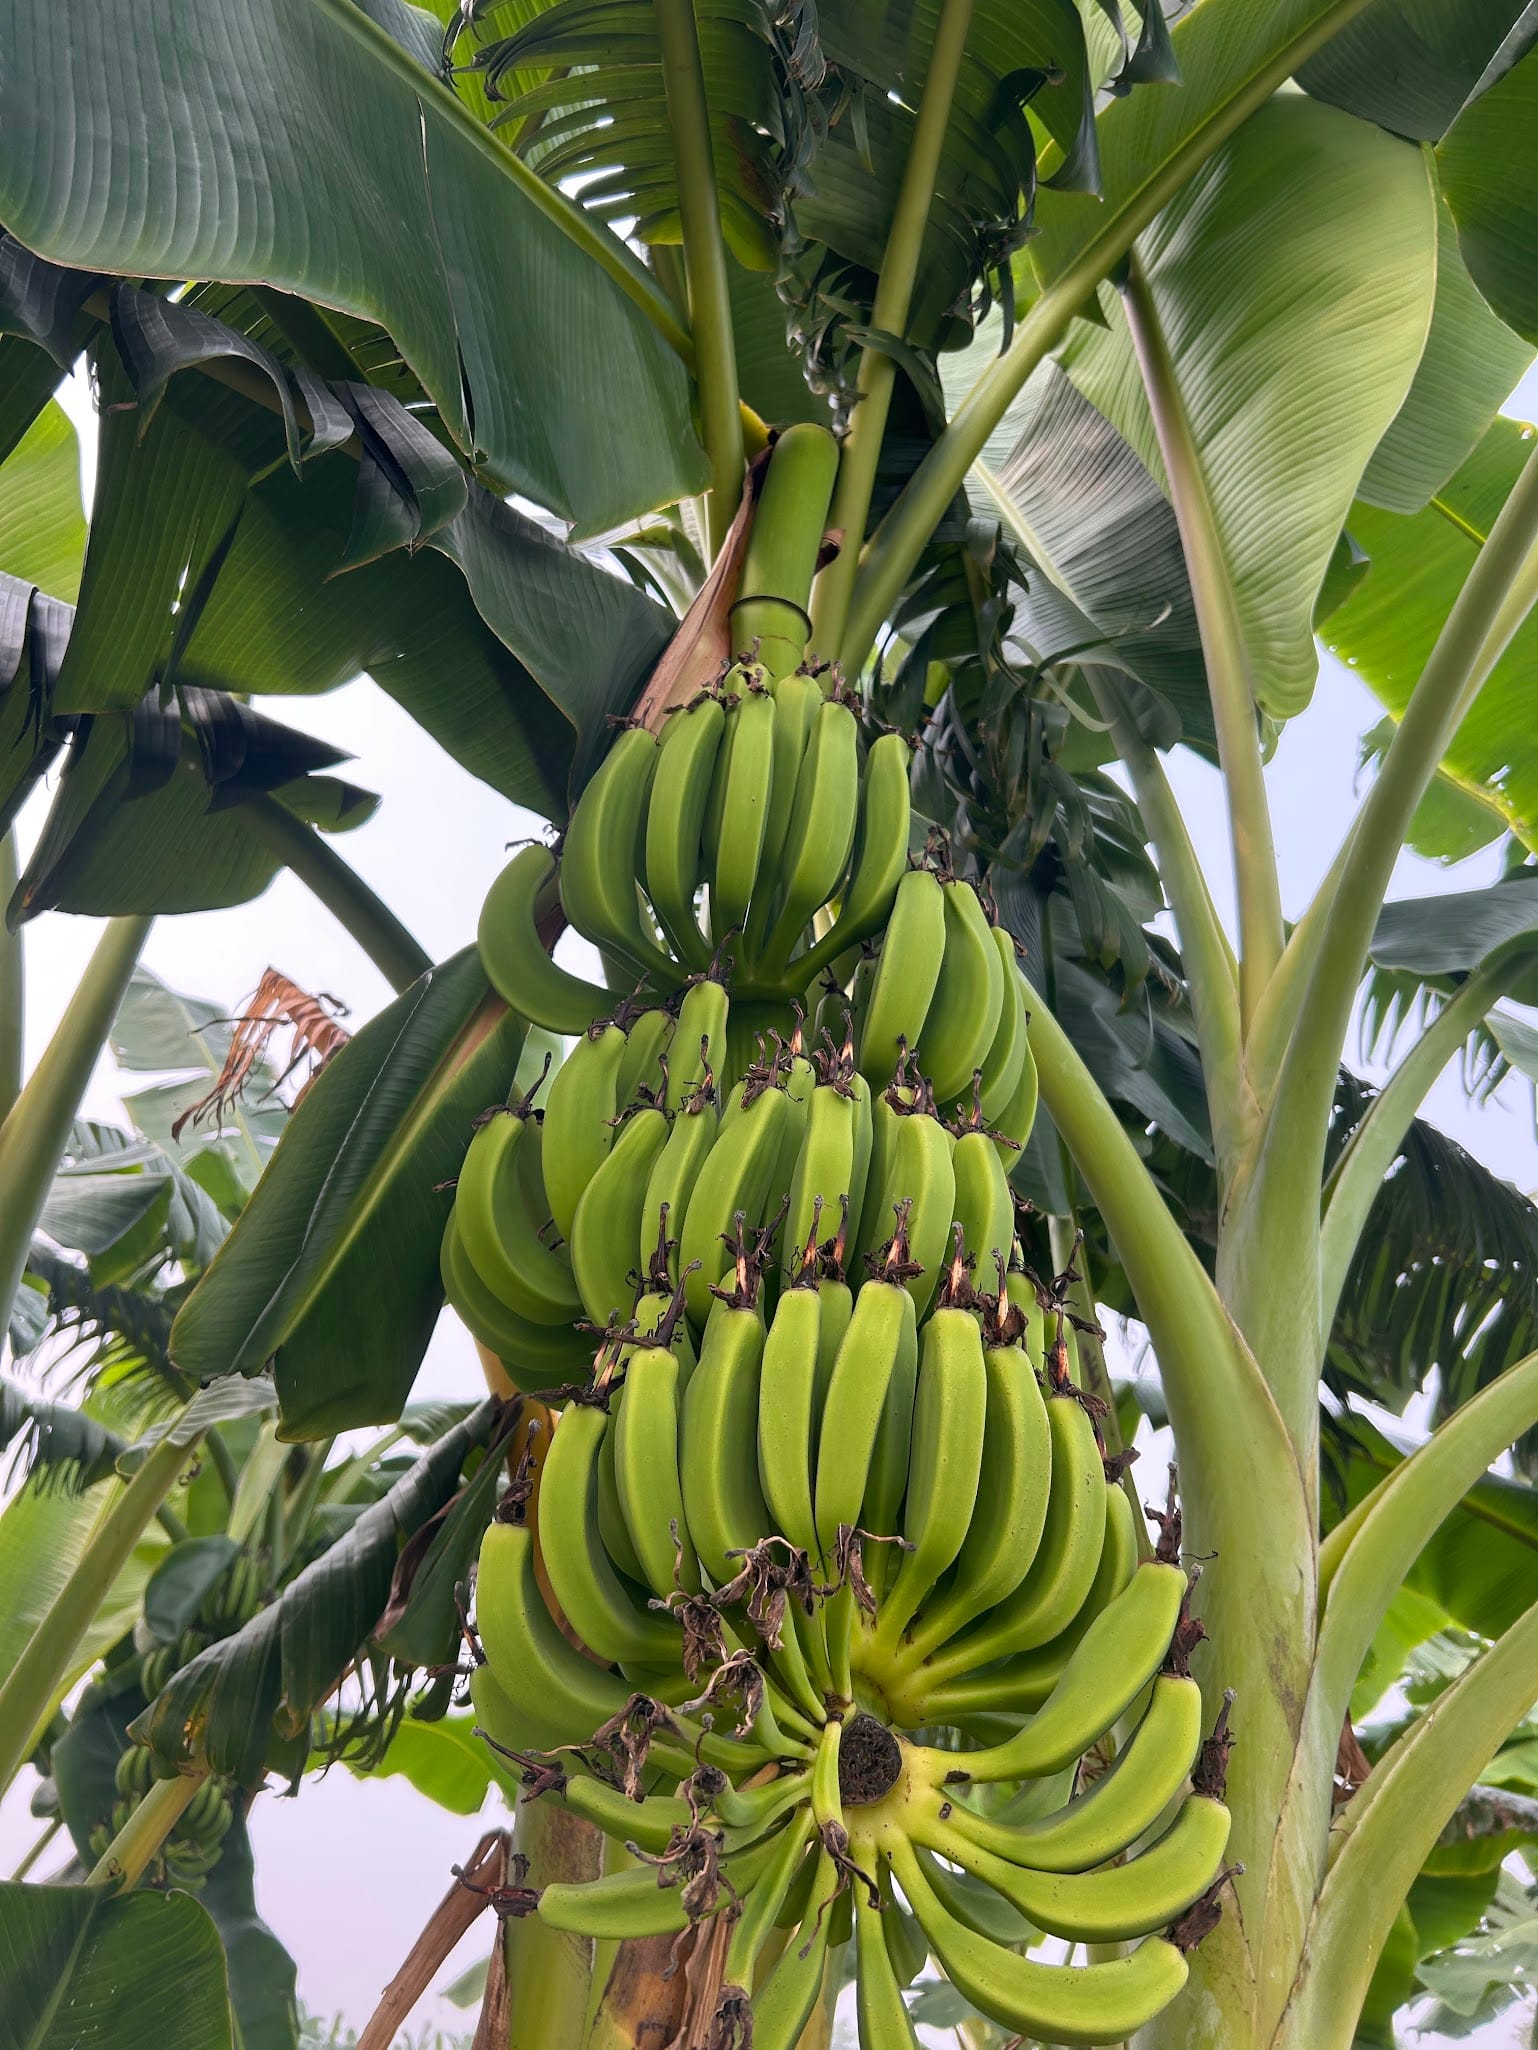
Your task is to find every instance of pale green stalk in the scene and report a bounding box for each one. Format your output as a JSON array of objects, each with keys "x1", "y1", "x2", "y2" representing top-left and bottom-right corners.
[
  {"x1": 0, "y1": 1430, "x2": 191, "y2": 1790},
  {"x1": 1320, "y1": 960, "x2": 1512, "y2": 1322},
  {"x1": 10, "y1": 1814, "x2": 62, "y2": 1880},
  {"x1": 1090, "y1": 675, "x2": 1249, "y2": 1186},
  {"x1": 242, "y1": 796, "x2": 430, "y2": 994},
  {"x1": 653, "y1": 0, "x2": 743, "y2": 550},
  {"x1": 1119, "y1": 255, "x2": 1283, "y2": 1034},
  {"x1": 810, "y1": 0, "x2": 975, "y2": 657},
  {"x1": 0, "y1": 828, "x2": 20, "y2": 1124},
  {"x1": 86, "y1": 1770, "x2": 205, "y2": 1892},
  {"x1": 0, "y1": 914, "x2": 152, "y2": 1345},
  {"x1": 1277, "y1": 1597, "x2": 1538, "y2": 2050},
  {"x1": 506, "y1": 1801, "x2": 603, "y2": 2050},
  {"x1": 842, "y1": 0, "x2": 1378, "y2": 667}
]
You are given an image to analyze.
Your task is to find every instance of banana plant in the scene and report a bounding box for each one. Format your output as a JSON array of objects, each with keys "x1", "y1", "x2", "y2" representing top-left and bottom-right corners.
[{"x1": 3, "y1": 1, "x2": 1538, "y2": 2047}]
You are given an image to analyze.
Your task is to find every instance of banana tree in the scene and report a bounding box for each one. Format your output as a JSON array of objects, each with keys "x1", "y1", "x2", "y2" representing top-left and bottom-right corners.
[{"x1": 3, "y1": 0, "x2": 1538, "y2": 2045}]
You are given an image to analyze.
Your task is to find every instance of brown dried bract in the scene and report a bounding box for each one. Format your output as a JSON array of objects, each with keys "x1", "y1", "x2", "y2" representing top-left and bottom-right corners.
[
  {"x1": 173, "y1": 967, "x2": 352, "y2": 1140},
  {"x1": 1163, "y1": 1568, "x2": 1209, "y2": 1679},
  {"x1": 1192, "y1": 1690, "x2": 1237, "y2": 1802},
  {"x1": 1167, "y1": 1862, "x2": 1244, "y2": 1954}
]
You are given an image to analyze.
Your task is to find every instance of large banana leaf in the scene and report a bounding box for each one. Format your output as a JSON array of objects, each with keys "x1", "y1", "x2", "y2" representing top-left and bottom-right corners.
[
  {"x1": 0, "y1": 401, "x2": 83, "y2": 601},
  {"x1": 0, "y1": 0, "x2": 703, "y2": 530},
  {"x1": 1438, "y1": 42, "x2": 1538, "y2": 343},
  {"x1": 1296, "y1": 0, "x2": 1538, "y2": 142},
  {"x1": 1321, "y1": 417, "x2": 1538, "y2": 853},
  {"x1": 170, "y1": 949, "x2": 526, "y2": 1437},
  {"x1": 1058, "y1": 92, "x2": 1437, "y2": 720},
  {"x1": 0, "y1": 1884, "x2": 232, "y2": 2050}
]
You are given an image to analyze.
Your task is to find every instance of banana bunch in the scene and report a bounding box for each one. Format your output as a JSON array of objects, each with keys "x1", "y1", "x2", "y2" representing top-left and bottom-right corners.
[
  {"x1": 442, "y1": 963, "x2": 1036, "y2": 1385},
  {"x1": 469, "y1": 1248, "x2": 1234, "y2": 2047},
  {"x1": 90, "y1": 1749, "x2": 236, "y2": 1890}
]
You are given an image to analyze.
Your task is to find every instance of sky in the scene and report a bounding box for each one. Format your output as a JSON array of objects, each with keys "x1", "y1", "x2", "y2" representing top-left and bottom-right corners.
[{"x1": 1, "y1": 368, "x2": 1536, "y2": 2045}]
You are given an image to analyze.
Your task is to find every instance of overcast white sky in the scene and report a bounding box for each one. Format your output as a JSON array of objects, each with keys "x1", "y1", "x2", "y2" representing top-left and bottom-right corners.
[{"x1": 1, "y1": 366, "x2": 1535, "y2": 2044}]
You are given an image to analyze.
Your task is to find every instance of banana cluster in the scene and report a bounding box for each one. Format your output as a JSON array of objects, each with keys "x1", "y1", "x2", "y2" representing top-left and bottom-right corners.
[
  {"x1": 444, "y1": 953, "x2": 1036, "y2": 1387},
  {"x1": 476, "y1": 660, "x2": 1025, "y2": 1066},
  {"x1": 89, "y1": 1745, "x2": 236, "y2": 1890},
  {"x1": 470, "y1": 1249, "x2": 1233, "y2": 2048}
]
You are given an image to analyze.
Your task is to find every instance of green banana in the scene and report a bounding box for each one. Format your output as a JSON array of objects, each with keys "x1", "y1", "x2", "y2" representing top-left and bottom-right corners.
[
  {"x1": 756, "y1": 696, "x2": 860, "y2": 975},
  {"x1": 887, "y1": 1835, "x2": 1190, "y2": 2045},
  {"x1": 597, "y1": 1384, "x2": 649, "y2": 1585},
  {"x1": 537, "y1": 1829, "x2": 783, "y2": 1938},
  {"x1": 680, "y1": 1274, "x2": 773, "y2": 1584},
  {"x1": 741, "y1": 671, "x2": 821, "y2": 962},
  {"x1": 750, "y1": 1844, "x2": 839, "y2": 2050},
  {"x1": 977, "y1": 926, "x2": 1028, "y2": 1123},
  {"x1": 569, "y1": 1105, "x2": 670, "y2": 1325},
  {"x1": 709, "y1": 680, "x2": 777, "y2": 948},
  {"x1": 664, "y1": 976, "x2": 729, "y2": 1107},
  {"x1": 993, "y1": 1035, "x2": 1039, "y2": 1157},
  {"x1": 780, "y1": 1053, "x2": 862, "y2": 1292},
  {"x1": 440, "y1": 1212, "x2": 592, "y2": 1390},
  {"x1": 614, "y1": 1004, "x2": 674, "y2": 1106},
  {"x1": 475, "y1": 1520, "x2": 640, "y2": 1746},
  {"x1": 914, "y1": 1789, "x2": 1232, "y2": 1943},
  {"x1": 949, "y1": 1127, "x2": 1015, "y2": 1290},
  {"x1": 854, "y1": 1885, "x2": 923, "y2": 2050},
  {"x1": 862, "y1": 1099, "x2": 955, "y2": 1320},
  {"x1": 905, "y1": 1332, "x2": 1051, "y2": 1656},
  {"x1": 614, "y1": 1342, "x2": 698, "y2": 1596},
  {"x1": 536, "y1": 1399, "x2": 682, "y2": 1667},
  {"x1": 560, "y1": 726, "x2": 679, "y2": 984},
  {"x1": 679, "y1": 1072, "x2": 795, "y2": 1328},
  {"x1": 814, "y1": 1253, "x2": 917, "y2": 1556},
  {"x1": 856, "y1": 868, "x2": 945, "y2": 1084},
  {"x1": 943, "y1": 1674, "x2": 1206, "y2": 1873},
  {"x1": 541, "y1": 1021, "x2": 628, "y2": 1241},
  {"x1": 477, "y1": 843, "x2": 612, "y2": 1034},
  {"x1": 872, "y1": 1290, "x2": 988, "y2": 1649},
  {"x1": 718, "y1": 1807, "x2": 817, "y2": 2005},
  {"x1": 796, "y1": 731, "x2": 913, "y2": 988},
  {"x1": 638, "y1": 1084, "x2": 717, "y2": 1284},
  {"x1": 455, "y1": 1107, "x2": 583, "y2": 1325},
  {"x1": 644, "y1": 693, "x2": 724, "y2": 970},
  {"x1": 922, "y1": 879, "x2": 1005, "y2": 1106},
  {"x1": 757, "y1": 1281, "x2": 822, "y2": 1554},
  {"x1": 556, "y1": 1772, "x2": 693, "y2": 1855}
]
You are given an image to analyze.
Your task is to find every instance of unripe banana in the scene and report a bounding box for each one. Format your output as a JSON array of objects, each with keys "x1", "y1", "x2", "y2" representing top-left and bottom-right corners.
[
  {"x1": 645, "y1": 694, "x2": 725, "y2": 970},
  {"x1": 638, "y1": 1086, "x2": 717, "y2": 1285},
  {"x1": 709, "y1": 680, "x2": 777, "y2": 949},
  {"x1": 945, "y1": 1673, "x2": 1206, "y2": 1874},
  {"x1": 440, "y1": 1212, "x2": 592, "y2": 1389},
  {"x1": 750, "y1": 1843, "x2": 839, "y2": 2050},
  {"x1": 977, "y1": 927, "x2": 1029, "y2": 1123},
  {"x1": 556, "y1": 1771, "x2": 694, "y2": 1855},
  {"x1": 740, "y1": 672, "x2": 820, "y2": 963},
  {"x1": 538, "y1": 1830, "x2": 782, "y2": 1938},
  {"x1": 949, "y1": 1127, "x2": 1015, "y2": 1289},
  {"x1": 887, "y1": 1835, "x2": 1190, "y2": 2043},
  {"x1": 915, "y1": 1789, "x2": 1232, "y2": 1944},
  {"x1": 814, "y1": 1257, "x2": 917, "y2": 1556},
  {"x1": 456, "y1": 1107, "x2": 583, "y2": 1326},
  {"x1": 796, "y1": 731, "x2": 913, "y2": 989},
  {"x1": 478, "y1": 844, "x2": 612, "y2": 1034},
  {"x1": 855, "y1": 1886, "x2": 924, "y2": 2049},
  {"x1": 614, "y1": 1342, "x2": 698, "y2": 1597},
  {"x1": 541, "y1": 1021, "x2": 628, "y2": 1241},
  {"x1": 679, "y1": 1074, "x2": 795, "y2": 1328},
  {"x1": 614, "y1": 1004, "x2": 674, "y2": 1106},
  {"x1": 569, "y1": 1105, "x2": 670, "y2": 1325},
  {"x1": 779, "y1": 1057, "x2": 861, "y2": 1293},
  {"x1": 596, "y1": 1385, "x2": 648, "y2": 1585},
  {"x1": 680, "y1": 1279, "x2": 773, "y2": 1584},
  {"x1": 561, "y1": 726, "x2": 680, "y2": 984},
  {"x1": 856, "y1": 869, "x2": 945, "y2": 1084},
  {"x1": 863, "y1": 1101, "x2": 955, "y2": 1321},
  {"x1": 757, "y1": 1282, "x2": 822, "y2": 1554},
  {"x1": 922, "y1": 880, "x2": 1005, "y2": 1106},
  {"x1": 475, "y1": 1519, "x2": 644, "y2": 1742},
  {"x1": 755, "y1": 696, "x2": 860, "y2": 976},
  {"x1": 717, "y1": 1807, "x2": 817, "y2": 2008},
  {"x1": 535, "y1": 1402, "x2": 682, "y2": 1667}
]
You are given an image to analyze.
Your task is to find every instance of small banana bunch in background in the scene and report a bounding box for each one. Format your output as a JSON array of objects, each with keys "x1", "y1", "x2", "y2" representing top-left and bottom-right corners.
[{"x1": 447, "y1": 426, "x2": 1230, "y2": 2045}]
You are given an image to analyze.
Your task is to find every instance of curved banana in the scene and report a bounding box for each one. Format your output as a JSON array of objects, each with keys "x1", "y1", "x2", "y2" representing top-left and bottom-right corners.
[
  {"x1": 681, "y1": 1283, "x2": 773, "y2": 1584},
  {"x1": 814, "y1": 1259, "x2": 917, "y2": 1556},
  {"x1": 993, "y1": 1036, "x2": 1039, "y2": 1157},
  {"x1": 887, "y1": 1835, "x2": 1190, "y2": 2044},
  {"x1": 741, "y1": 671, "x2": 821, "y2": 963},
  {"x1": 597, "y1": 1384, "x2": 648, "y2": 1584},
  {"x1": 856, "y1": 869, "x2": 945, "y2": 1084},
  {"x1": 645, "y1": 694, "x2": 725, "y2": 970},
  {"x1": 943, "y1": 1674, "x2": 1206, "y2": 1874},
  {"x1": 561, "y1": 726, "x2": 679, "y2": 984},
  {"x1": 914, "y1": 1789, "x2": 1231, "y2": 1944},
  {"x1": 455, "y1": 1108, "x2": 583, "y2": 1326},
  {"x1": 797, "y1": 731, "x2": 913, "y2": 988},
  {"x1": 757, "y1": 1281, "x2": 822, "y2": 1554},
  {"x1": 614, "y1": 1342, "x2": 699, "y2": 1597},
  {"x1": 922, "y1": 880, "x2": 1004, "y2": 1106},
  {"x1": 440, "y1": 1212, "x2": 592, "y2": 1389},
  {"x1": 949, "y1": 1129, "x2": 1015, "y2": 1291},
  {"x1": 541, "y1": 1021, "x2": 628, "y2": 1241},
  {"x1": 569, "y1": 1105, "x2": 670, "y2": 1326},
  {"x1": 478, "y1": 844, "x2": 611, "y2": 1033},
  {"x1": 665, "y1": 976, "x2": 730, "y2": 1108},
  {"x1": 537, "y1": 1400, "x2": 683, "y2": 1667},
  {"x1": 854, "y1": 1885, "x2": 923, "y2": 2049},
  {"x1": 756, "y1": 696, "x2": 860, "y2": 975},
  {"x1": 614, "y1": 1005, "x2": 674, "y2": 1107},
  {"x1": 556, "y1": 1772, "x2": 693, "y2": 1855},
  {"x1": 865, "y1": 1104, "x2": 955, "y2": 1321},
  {"x1": 750, "y1": 1843, "x2": 839, "y2": 2050},
  {"x1": 780, "y1": 1060, "x2": 861, "y2": 1292},
  {"x1": 977, "y1": 927, "x2": 1028, "y2": 1123},
  {"x1": 709, "y1": 681, "x2": 777, "y2": 949},
  {"x1": 638, "y1": 1087, "x2": 717, "y2": 1285},
  {"x1": 474, "y1": 1520, "x2": 639, "y2": 1745},
  {"x1": 538, "y1": 1829, "x2": 783, "y2": 1938},
  {"x1": 717, "y1": 1807, "x2": 817, "y2": 2010},
  {"x1": 679, "y1": 1078, "x2": 795, "y2": 1328}
]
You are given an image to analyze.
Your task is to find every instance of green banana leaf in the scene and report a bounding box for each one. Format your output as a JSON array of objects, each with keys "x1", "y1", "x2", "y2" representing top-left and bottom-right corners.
[
  {"x1": 1367, "y1": 874, "x2": 1538, "y2": 991},
  {"x1": 131, "y1": 1403, "x2": 503, "y2": 1783},
  {"x1": 170, "y1": 948, "x2": 526, "y2": 1437},
  {"x1": 0, "y1": 334, "x2": 68, "y2": 468},
  {"x1": 1057, "y1": 92, "x2": 1437, "y2": 720},
  {"x1": 1439, "y1": 43, "x2": 1538, "y2": 342},
  {"x1": 0, "y1": 1883, "x2": 232, "y2": 2050},
  {"x1": 1297, "y1": 0, "x2": 1537, "y2": 142},
  {"x1": 1322, "y1": 416, "x2": 1538, "y2": 854},
  {"x1": 0, "y1": 0, "x2": 703, "y2": 531},
  {"x1": 356, "y1": 1711, "x2": 521, "y2": 1815},
  {"x1": 0, "y1": 401, "x2": 84, "y2": 601}
]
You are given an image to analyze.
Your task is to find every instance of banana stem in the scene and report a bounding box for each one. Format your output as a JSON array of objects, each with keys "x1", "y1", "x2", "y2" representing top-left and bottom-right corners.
[
  {"x1": 652, "y1": 0, "x2": 743, "y2": 551},
  {"x1": 734, "y1": 425, "x2": 841, "y2": 675},
  {"x1": 0, "y1": 913, "x2": 152, "y2": 1352},
  {"x1": 86, "y1": 1770, "x2": 205, "y2": 1892},
  {"x1": 505, "y1": 1800, "x2": 605, "y2": 2050},
  {"x1": 0, "y1": 1430, "x2": 193, "y2": 1791},
  {"x1": 0, "y1": 827, "x2": 21, "y2": 1124},
  {"x1": 811, "y1": 0, "x2": 975, "y2": 662},
  {"x1": 241, "y1": 796, "x2": 430, "y2": 994},
  {"x1": 9, "y1": 1813, "x2": 63, "y2": 1880}
]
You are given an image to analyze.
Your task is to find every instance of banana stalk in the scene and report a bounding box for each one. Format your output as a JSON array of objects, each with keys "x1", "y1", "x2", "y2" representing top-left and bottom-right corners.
[{"x1": 505, "y1": 1801, "x2": 605, "y2": 2050}]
